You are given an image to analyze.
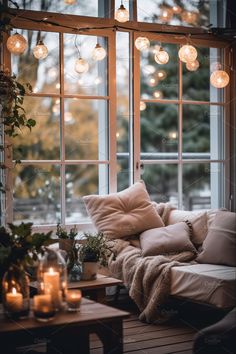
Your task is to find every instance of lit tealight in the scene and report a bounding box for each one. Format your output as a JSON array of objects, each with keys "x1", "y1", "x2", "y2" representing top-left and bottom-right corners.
[
  {"x1": 140, "y1": 101, "x2": 146, "y2": 111},
  {"x1": 74, "y1": 58, "x2": 89, "y2": 74},
  {"x1": 7, "y1": 33, "x2": 27, "y2": 55},
  {"x1": 186, "y1": 59, "x2": 199, "y2": 71},
  {"x1": 178, "y1": 45, "x2": 197, "y2": 63},
  {"x1": 135, "y1": 37, "x2": 150, "y2": 51},
  {"x1": 210, "y1": 70, "x2": 229, "y2": 88},
  {"x1": 154, "y1": 48, "x2": 169, "y2": 64},
  {"x1": 92, "y1": 43, "x2": 106, "y2": 61}
]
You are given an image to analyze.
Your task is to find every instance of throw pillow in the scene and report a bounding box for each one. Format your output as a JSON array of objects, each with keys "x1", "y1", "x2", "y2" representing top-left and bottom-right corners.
[
  {"x1": 140, "y1": 221, "x2": 197, "y2": 257},
  {"x1": 167, "y1": 209, "x2": 208, "y2": 246},
  {"x1": 197, "y1": 211, "x2": 236, "y2": 266},
  {"x1": 83, "y1": 180, "x2": 164, "y2": 239}
]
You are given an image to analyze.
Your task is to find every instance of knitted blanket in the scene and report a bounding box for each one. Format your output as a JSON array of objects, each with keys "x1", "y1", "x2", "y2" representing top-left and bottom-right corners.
[{"x1": 108, "y1": 239, "x2": 196, "y2": 323}]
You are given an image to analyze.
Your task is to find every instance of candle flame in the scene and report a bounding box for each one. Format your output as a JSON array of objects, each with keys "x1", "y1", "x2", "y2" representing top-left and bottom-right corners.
[
  {"x1": 49, "y1": 267, "x2": 55, "y2": 274},
  {"x1": 12, "y1": 287, "x2": 17, "y2": 295}
]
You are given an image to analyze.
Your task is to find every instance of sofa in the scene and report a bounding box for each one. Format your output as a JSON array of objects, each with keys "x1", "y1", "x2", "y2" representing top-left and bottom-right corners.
[{"x1": 83, "y1": 181, "x2": 236, "y2": 317}]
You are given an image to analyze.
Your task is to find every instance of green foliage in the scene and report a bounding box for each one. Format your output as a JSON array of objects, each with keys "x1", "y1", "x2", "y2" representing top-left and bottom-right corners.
[
  {"x1": 56, "y1": 224, "x2": 78, "y2": 240},
  {"x1": 79, "y1": 232, "x2": 115, "y2": 267},
  {"x1": 0, "y1": 70, "x2": 35, "y2": 137},
  {"x1": 0, "y1": 222, "x2": 53, "y2": 277}
]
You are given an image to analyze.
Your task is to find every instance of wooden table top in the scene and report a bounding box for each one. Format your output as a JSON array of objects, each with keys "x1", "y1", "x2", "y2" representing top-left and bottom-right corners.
[{"x1": 0, "y1": 298, "x2": 129, "y2": 334}]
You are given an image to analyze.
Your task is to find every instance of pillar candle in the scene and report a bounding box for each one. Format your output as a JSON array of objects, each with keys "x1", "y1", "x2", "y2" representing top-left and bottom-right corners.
[
  {"x1": 43, "y1": 267, "x2": 61, "y2": 308},
  {"x1": 6, "y1": 287, "x2": 23, "y2": 312}
]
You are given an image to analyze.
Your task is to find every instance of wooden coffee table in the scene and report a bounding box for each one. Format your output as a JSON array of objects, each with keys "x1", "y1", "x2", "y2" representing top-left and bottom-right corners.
[
  {"x1": 68, "y1": 274, "x2": 123, "y2": 303},
  {"x1": 0, "y1": 298, "x2": 130, "y2": 354}
]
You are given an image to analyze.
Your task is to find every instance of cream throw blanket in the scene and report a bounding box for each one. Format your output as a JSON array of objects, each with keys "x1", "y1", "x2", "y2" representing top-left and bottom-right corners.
[{"x1": 109, "y1": 240, "x2": 196, "y2": 323}]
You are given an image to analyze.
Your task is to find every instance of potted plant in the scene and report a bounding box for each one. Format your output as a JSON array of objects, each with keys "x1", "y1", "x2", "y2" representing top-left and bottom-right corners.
[
  {"x1": 56, "y1": 224, "x2": 78, "y2": 253},
  {"x1": 79, "y1": 232, "x2": 115, "y2": 280}
]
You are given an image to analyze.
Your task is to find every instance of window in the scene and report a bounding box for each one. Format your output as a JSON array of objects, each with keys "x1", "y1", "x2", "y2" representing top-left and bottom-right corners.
[{"x1": 1, "y1": 0, "x2": 231, "y2": 228}]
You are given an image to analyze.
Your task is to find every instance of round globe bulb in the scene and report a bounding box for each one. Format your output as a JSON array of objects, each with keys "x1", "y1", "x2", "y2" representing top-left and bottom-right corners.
[
  {"x1": 173, "y1": 5, "x2": 182, "y2": 14},
  {"x1": 181, "y1": 11, "x2": 199, "y2": 24},
  {"x1": 178, "y1": 45, "x2": 197, "y2": 63},
  {"x1": 135, "y1": 37, "x2": 150, "y2": 51},
  {"x1": 92, "y1": 44, "x2": 106, "y2": 61},
  {"x1": 153, "y1": 90, "x2": 163, "y2": 99},
  {"x1": 154, "y1": 48, "x2": 169, "y2": 64},
  {"x1": 186, "y1": 59, "x2": 199, "y2": 71},
  {"x1": 159, "y1": 7, "x2": 173, "y2": 22},
  {"x1": 115, "y1": 4, "x2": 129, "y2": 22},
  {"x1": 140, "y1": 101, "x2": 146, "y2": 111},
  {"x1": 210, "y1": 70, "x2": 229, "y2": 88},
  {"x1": 33, "y1": 40, "x2": 48, "y2": 59},
  {"x1": 7, "y1": 33, "x2": 27, "y2": 55},
  {"x1": 74, "y1": 58, "x2": 89, "y2": 74}
]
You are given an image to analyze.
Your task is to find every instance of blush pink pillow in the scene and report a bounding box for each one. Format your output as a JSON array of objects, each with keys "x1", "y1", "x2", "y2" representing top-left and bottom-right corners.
[{"x1": 83, "y1": 181, "x2": 164, "y2": 239}]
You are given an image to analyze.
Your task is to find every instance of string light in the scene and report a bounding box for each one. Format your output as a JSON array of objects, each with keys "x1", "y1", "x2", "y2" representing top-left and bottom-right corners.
[
  {"x1": 64, "y1": 0, "x2": 76, "y2": 4},
  {"x1": 186, "y1": 59, "x2": 199, "y2": 71},
  {"x1": 92, "y1": 43, "x2": 106, "y2": 61},
  {"x1": 172, "y1": 5, "x2": 182, "y2": 14},
  {"x1": 74, "y1": 58, "x2": 89, "y2": 74},
  {"x1": 154, "y1": 47, "x2": 169, "y2": 64},
  {"x1": 6, "y1": 32, "x2": 27, "y2": 55},
  {"x1": 159, "y1": 7, "x2": 173, "y2": 23},
  {"x1": 156, "y1": 70, "x2": 167, "y2": 80},
  {"x1": 115, "y1": 1, "x2": 129, "y2": 23},
  {"x1": 153, "y1": 90, "x2": 163, "y2": 99},
  {"x1": 33, "y1": 40, "x2": 48, "y2": 59},
  {"x1": 210, "y1": 70, "x2": 229, "y2": 88},
  {"x1": 140, "y1": 101, "x2": 146, "y2": 111},
  {"x1": 181, "y1": 11, "x2": 199, "y2": 25},
  {"x1": 135, "y1": 37, "x2": 150, "y2": 51},
  {"x1": 148, "y1": 77, "x2": 158, "y2": 87},
  {"x1": 178, "y1": 44, "x2": 197, "y2": 63}
]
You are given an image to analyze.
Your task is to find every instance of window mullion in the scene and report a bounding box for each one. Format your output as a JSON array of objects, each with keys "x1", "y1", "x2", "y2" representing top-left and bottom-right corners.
[
  {"x1": 60, "y1": 32, "x2": 66, "y2": 224},
  {"x1": 178, "y1": 50, "x2": 183, "y2": 209}
]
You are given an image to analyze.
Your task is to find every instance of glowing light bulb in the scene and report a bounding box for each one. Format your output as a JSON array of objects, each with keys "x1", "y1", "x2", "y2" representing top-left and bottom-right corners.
[
  {"x1": 115, "y1": 4, "x2": 129, "y2": 22},
  {"x1": 159, "y1": 7, "x2": 173, "y2": 22},
  {"x1": 186, "y1": 59, "x2": 199, "y2": 71},
  {"x1": 92, "y1": 43, "x2": 106, "y2": 61},
  {"x1": 74, "y1": 58, "x2": 89, "y2": 74},
  {"x1": 210, "y1": 70, "x2": 229, "y2": 88},
  {"x1": 153, "y1": 90, "x2": 163, "y2": 99},
  {"x1": 148, "y1": 77, "x2": 158, "y2": 87},
  {"x1": 181, "y1": 11, "x2": 199, "y2": 24},
  {"x1": 173, "y1": 5, "x2": 182, "y2": 14},
  {"x1": 33, "y1": 40, "x2": 48, "y2": 59},
  {"x1": 140, "y1": 101, "x2": 146, "y2": 111},
  {"x1": 7, "y1": 33, "x2": 27, "y2": 55},
  {"x1": 154, "y1": 48, "x2": 169, "y2": 64},
  {"x1": 135, "y1": 37, "x2": 150, "y2": 51},
  {"x1": 178, "y1": 45, "x2": 197, "y2": 63},
  {"x1": 156, "y1": 70, "x2": 167, "y2": 80},
  {"x1": 64, "y1": 0, "x2": 76, "y2": 3}
]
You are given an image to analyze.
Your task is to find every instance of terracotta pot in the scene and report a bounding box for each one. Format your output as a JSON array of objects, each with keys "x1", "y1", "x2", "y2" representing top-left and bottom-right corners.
[{"x1": 81, "y1": 262, "x2": 98, "y2": 280}]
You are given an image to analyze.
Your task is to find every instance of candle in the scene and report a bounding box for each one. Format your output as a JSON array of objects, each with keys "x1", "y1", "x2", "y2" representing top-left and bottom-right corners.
[
  {"x1": 43, "y1": 267, "x2": 61, "y2": 308},
  {"x1": 66, "y1": 290, "x2": 82, "y2": 311},
  {"x1": 6, "y1": 287, "x2": 23, "y2": 312},
  {"x1": 33, "y1": 294, "x2": 55, "y2": 322}
]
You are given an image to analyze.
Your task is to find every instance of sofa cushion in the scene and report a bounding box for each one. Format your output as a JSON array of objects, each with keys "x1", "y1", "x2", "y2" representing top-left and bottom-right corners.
[
  {"x1": 83, "y1": 180, "x2": 164, "y2": 239},
  {"x1": 140, "y1": 221, "x2": 197, "y2": 257},
  {"x1": 167, "y1": 209, "x2": 208, "y2": 246},
  {"x1": 197, "y1": 211, "x2": 236, "y2": 266}
]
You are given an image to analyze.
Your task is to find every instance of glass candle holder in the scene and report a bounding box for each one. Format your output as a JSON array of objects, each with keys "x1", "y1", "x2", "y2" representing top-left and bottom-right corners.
[
  {"x1": 33, "y1": 294, "x2": 56, "y2": 322},
  {"x1": 2, "y1": 264, "x2": 30, "y2": 319},
  {"x1": 66, "y1": 290, "x2": 82, "y2": 311},
  {"x1": 37, "y1": 248, "x2": 67, "y2": 311}
]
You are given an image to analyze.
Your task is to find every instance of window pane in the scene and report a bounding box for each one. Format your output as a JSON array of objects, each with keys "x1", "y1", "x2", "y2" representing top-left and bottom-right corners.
[
  {"x1": 183, "y1": 105, "x2": 210, "y2": 158},
  {"x1": 9, "y1": 1, "x2": 101, "y2": 17},
  {"x1": 141, "y1": 103, "x2": 178, "y2": 159},
  {"x1": 137, "y1": 0, "x2": 210, "y2": 28},
  {"x1": 141, "y1": 164, "x2": 178, "y2": 206},
  {"x1": 64, "y1": 34, "x2": 107, "y2": 96},
  {"x1": 64, "y1": 99, "x2": 107, "y2": 160},
  {"x1": 141, "y1": 42, "x2": 178, "y2": 100},
  {"x1": 117, "y1": 157, "x2": 129, "y2": 192},
  {"x1": 12, "y1": 30, "x2": 59, "y2": 94},
  {"x1": 183, "y1": 163, "x2": 223, "y2": 210},
  {"x1": 13, "y1": 97, "x2": 60, "y2": 160},
  {"x1": 183, "y1": 47, "x2": 225, "y2": 103},
  {"x1": 13, "y1": 165, "x2": 60, "y2": 224},
  {"x1": 65, "y1": 165, "x2": 98, "y2": 223}
]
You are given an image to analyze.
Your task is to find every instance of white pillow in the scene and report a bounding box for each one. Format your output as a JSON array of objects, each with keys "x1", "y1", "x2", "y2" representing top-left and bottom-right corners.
[
  {"x1": 83, "y1": 180, "x2": 164, "y2": 239},
  {"x1": 166, "y1": 209, "x2": 208, "y2": 246}
]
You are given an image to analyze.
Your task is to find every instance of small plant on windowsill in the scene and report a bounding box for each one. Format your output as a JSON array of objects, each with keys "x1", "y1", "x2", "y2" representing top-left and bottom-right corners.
[
  {"x1": 79, "y1": 232, "x2": 115, "y2": 280},
  {"x1": 56, "y1": 223, "x2": 78, "y2": 252}
]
